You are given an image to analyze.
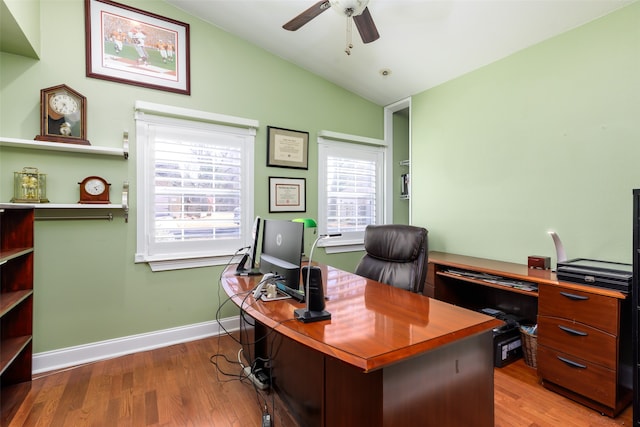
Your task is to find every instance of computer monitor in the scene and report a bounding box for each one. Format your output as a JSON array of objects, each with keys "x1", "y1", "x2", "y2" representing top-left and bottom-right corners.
[
  {"x1": 259, "y1": 219, "x2": 304, "y2": 289},
  {"x1": 235, "y1": 216, "x2": 261, "y2": 276}
]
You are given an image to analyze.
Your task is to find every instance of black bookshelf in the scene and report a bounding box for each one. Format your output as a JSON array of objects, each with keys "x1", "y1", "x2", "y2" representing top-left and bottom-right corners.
[{"x1": 633, "y1": 189, "x2": 640, "y2": 426}]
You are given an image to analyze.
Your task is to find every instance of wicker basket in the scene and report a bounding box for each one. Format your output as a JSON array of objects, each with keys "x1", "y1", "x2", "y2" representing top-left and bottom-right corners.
[{"x1": 520, "y1": 326, "x2": 537, "y2": 369}]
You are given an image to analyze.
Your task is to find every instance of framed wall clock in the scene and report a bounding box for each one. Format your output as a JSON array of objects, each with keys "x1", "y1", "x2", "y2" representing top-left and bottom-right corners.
[{"x1": 35, "y1": 84, "x2": 90, "y2": 145}]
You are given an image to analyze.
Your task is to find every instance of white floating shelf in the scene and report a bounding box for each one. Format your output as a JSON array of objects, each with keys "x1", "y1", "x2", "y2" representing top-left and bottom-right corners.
[
  {"x1": 9, "y1": 203, "x2": 124, "y2": 209},
  {"x1": 0, "y1": 135, "x2": 128, "y2": 159},
  {"x1": 6, "y1": 182, "x2": 130, "y2": 222}
]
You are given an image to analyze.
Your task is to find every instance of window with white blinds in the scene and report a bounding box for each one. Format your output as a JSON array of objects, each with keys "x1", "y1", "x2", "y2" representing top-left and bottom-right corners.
[
  {"x1": 318, "y1": 135, "x2": 386, "y2": 251},
  {"x1": 135, "y1": 102, "x2": 257, "y2": 271}
]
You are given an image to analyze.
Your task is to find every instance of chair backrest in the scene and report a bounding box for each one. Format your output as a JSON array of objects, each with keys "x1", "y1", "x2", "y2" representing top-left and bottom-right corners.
[{"x1": 355, "y1": 224, "x2": 429, "y2": 293}]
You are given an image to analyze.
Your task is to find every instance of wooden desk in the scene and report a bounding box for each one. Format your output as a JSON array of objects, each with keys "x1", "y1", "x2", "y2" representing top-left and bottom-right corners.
[
  {"x1": 425, "y1": 251, "x2": 552, "y2": 323},
  {"x1": 426, "y1": 251, "x2": 632, "y2": 417},
  {"x1": 221, "y1": 264, "x2": 502, "y2": 427}
]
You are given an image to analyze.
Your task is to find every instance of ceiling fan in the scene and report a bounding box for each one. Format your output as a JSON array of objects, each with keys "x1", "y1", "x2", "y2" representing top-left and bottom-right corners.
[{"x1": 283, "y1": 0, "x2": 380, "y2": 55}]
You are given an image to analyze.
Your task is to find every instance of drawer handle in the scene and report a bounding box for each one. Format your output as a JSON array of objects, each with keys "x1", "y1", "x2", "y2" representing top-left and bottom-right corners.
[
  {"x1": 559, "y1": 291, "x2": 589, "y2": 301},
  {"x1": 557, "y1": 356, "x2": 587, "y2": 369},
  {"x1": 558, "y1": 325, "x2": 588, "y2": 336}
]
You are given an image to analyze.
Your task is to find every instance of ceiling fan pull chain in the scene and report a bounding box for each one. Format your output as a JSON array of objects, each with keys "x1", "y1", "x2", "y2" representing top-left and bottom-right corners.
[{"x1": 345, "y1": 16, "x2": 353, "y2": 55}]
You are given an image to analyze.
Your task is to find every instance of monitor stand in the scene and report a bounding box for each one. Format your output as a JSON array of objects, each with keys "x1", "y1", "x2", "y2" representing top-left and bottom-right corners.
[{"x1": 235, "y1": 253, "x2": 261, "y2": 276}]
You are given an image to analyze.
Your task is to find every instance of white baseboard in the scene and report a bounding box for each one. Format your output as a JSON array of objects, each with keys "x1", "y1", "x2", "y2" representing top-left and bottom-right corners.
[{"x1": 32, "y1": 316, "x2": 240, "y2": 375}]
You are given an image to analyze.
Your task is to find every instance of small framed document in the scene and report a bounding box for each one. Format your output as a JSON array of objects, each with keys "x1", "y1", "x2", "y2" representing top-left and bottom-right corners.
[
  {"x1": 269, "y1": 177, "x2": 306, "y2": 212},
  {"x1": 267, "y1": 126, "x2": 309, "y2": 169}
]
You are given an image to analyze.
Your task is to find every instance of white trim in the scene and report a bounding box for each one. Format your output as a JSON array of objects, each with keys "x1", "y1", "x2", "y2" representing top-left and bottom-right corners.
[
  {"x1": 134, "y1": 104, "x2": 257, "y2": 271},
  {"x1": 322, "y1": 243, "x2": 364, "y2": 254},
  {"x1": 317, "y1": 137, "x2": 386, "y2": 253},
  {"x1": 32, "y1": 316, "x2": 240, "y2": 374},
  {"x1": 134, "y1": 101, "x2": 259, "y2": 129},
  {"x1": 384, "y1": 97, "x2": 412, "y2": 224},
  {"x1": 146, "y1": 255, "x2": 235, "y2": 271},
  {"x1": 317, "y1": 130, "x2": 385, "y2": 146},
  {"x1": 319, "y1": 235, "x2": 364, "y2": 254},
  {"x1": 384, "y1": 97, "x2": 412, "y2": 115}
]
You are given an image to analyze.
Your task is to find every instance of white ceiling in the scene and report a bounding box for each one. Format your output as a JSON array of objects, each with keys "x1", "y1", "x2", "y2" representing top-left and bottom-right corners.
[{"x1": 165, "y1": 0, "x2": 635, "y2": 106}]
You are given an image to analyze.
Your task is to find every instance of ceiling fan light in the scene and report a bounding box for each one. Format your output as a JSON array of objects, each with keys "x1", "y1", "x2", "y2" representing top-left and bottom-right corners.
[{"x1": 329, "y1": 0, "x2": 369, "y2": 17}]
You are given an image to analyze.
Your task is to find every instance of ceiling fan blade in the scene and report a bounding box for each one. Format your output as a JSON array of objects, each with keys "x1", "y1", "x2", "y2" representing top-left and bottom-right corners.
[
  {"x1": 353, "y1": 7, "x2": 379, "y2": 43},
  {"x1": 283, "y1": 1, "x2": 331, "y2": 31}
]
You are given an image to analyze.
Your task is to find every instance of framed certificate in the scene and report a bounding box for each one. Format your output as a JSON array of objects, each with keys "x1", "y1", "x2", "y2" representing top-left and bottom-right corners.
[
  {"x1": 269, "y1": 177, "x2": 306, "y2": 212},
  {"x1": 267, "y1": 126, "x2": 309, "y2": 169}
]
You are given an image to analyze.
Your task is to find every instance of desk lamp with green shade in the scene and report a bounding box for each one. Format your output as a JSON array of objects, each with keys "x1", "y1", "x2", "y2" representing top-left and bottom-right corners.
[
  {"x1": 291, "y1": 217, "x2": 334, "y2": 323},
  {"x1": 292, "y1": 218, "x2": 317, "y2": 260}
]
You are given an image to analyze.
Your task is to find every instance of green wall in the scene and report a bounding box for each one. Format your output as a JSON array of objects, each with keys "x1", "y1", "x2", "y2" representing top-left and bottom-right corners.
[
  {"x1": 0, "y1": 0, "x2": 380, "y2": 352},
  {"x1": 3, "y1": 0, "x2": 637, "y2": 355},
  {"x1": 411, "y1": 2, "x2": 640, "y2": 266},
  {"x1": 0, "y1": 0, "x2": 40, "y2": 58}
]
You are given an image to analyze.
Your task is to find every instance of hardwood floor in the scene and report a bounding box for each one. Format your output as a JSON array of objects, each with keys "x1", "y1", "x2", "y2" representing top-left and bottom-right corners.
[
  {"x1": 4, "y1": 334, "x2": 633, "y2": 426},
  {"x1": 495, "y1": 360, "x2": 632, "y2": 427}
]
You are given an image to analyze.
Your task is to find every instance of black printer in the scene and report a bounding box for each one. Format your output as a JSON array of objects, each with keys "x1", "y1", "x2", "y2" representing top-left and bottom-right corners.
[{"x1": 556, "y1": 258, "x2": 632, "y2": 293}]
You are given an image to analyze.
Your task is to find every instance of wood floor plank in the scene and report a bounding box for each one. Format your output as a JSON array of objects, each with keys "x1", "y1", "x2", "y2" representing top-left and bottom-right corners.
[
  {"x1": 6, "y1": 333, "x2": 633, "y2": 426},
  {"x1": 104, "y1": 398, "x2": 120, "y2": 427},
  {"x1": 144, "y1": 390, "x2": 158, "y2": 426},
  {"x1": 494, "y1": 361, "x2": 631, "y2": 427}
]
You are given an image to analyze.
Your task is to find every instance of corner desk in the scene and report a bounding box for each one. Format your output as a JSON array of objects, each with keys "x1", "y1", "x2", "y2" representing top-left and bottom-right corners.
[
  {"x1": 426, "y1": 251, "x2": 632, "y2": 417},
  {"x1": 221, "y1": 263, "x2": 502, "y2": 427}
]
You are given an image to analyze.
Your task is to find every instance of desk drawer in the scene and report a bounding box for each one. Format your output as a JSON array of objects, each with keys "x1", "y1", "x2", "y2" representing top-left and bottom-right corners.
[
  {"x1": 538, "y1": 284, "x2": 618, "y2": 334},
  {"x1": 538, "y1": 345, "x2": 617, "y2": 408},
  {"x1": 538, "y1": 316, "x2": 616, "y2": 369}
]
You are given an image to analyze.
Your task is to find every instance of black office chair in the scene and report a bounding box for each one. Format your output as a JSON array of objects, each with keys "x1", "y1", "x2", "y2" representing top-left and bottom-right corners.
[{"x1": 355, "y1": 224, "x2": 429, "y2": 293}]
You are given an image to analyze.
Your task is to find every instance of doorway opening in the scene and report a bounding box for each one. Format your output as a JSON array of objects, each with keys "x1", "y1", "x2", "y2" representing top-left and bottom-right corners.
[{"x1": 384, "y1": 98, "x2": 411, "y2": 224}]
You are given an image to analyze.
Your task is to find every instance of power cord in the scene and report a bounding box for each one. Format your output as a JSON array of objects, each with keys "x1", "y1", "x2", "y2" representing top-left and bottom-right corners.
[
  {"x1": 211, "y1": 250, "x2": 299, "y2": 426},
  {"x1": 210, "y1": 248, "x2": 277, "y2": 423},
  {"x1": 210, "y1": 247, "x2": 250, "y2": 385}
]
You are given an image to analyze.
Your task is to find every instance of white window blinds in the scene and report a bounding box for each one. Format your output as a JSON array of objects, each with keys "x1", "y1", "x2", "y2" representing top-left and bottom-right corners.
[
  {"x1": 151, "y1": 125, "x2": 243, "y2": 244},
  {"x1": 135, "y1": 102, "x2": 257, "y2": 271},
  {"x1": 318, "y1": 134, "x2": 386, "y2": 250},
  {"x1": 325, "y1": 154, "x2": 378, "y2": 234}
]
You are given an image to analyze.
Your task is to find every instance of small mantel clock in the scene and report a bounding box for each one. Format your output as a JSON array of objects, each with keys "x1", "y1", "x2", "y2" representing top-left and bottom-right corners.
[
  {"x1": 79, "y1": 176, "x2": 111, "y2": 204},
  {"x1": 35, "y1": 84, "x2": 90, "y2": 145}
]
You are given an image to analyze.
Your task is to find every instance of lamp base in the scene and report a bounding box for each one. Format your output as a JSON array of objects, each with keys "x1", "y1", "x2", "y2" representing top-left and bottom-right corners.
[{"x1": 294, "y1": 308, "x2": 331, "y2": 323}]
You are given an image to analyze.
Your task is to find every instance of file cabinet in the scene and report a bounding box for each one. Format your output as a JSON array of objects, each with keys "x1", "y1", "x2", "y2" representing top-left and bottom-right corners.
[{"x1": 538, "y1": 282, "x2": 631, "y2": 417}]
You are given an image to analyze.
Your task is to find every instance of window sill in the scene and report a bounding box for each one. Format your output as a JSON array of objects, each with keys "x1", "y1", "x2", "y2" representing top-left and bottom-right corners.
[
  {"x1": 135, "y1": 253, "x2": 236, "y2": 272},
  {"x1": 319, "y1": 238, "x2": 364, "y2": 254}
]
